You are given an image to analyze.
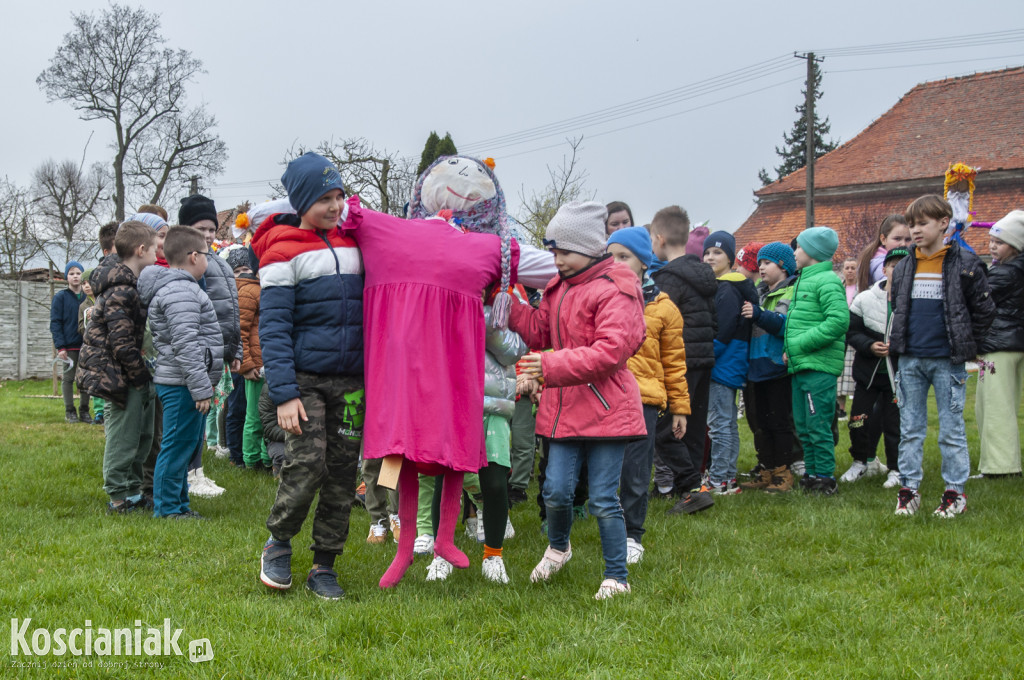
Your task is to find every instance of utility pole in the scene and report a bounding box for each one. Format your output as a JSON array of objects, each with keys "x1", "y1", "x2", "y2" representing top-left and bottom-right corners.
[
  {"x1": 189, "y1": 175, "x2": 199, "y2": 196},
  {"x1": 795, "y1": 52, "x2": 824, "y2": 230}
]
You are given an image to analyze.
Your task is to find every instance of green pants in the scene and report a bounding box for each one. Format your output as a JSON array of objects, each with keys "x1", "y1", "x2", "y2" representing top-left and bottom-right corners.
[
  {"x1": 508, "y1": 397, "x2": 537, "y2": 490},
  {"x1": 242, "y1": 377, "x2": 269, "y2": 467},
  {"x1": 102, "y1": 384, "x2": 156, "y2": 501},
  {"x1": 415, "y1": 472, "x2": 482, "y2": 537},
  {"x1": 792, "y1": 370, "x2": 838, "y2": 478}
]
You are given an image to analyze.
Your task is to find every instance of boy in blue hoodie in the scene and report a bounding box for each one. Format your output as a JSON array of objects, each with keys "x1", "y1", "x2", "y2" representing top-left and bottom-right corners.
[
  {"x1": 739, "y1": 242, "x2": 799, "y2": 492},
  {"x1": 702, "y1": 231, "x2": 758, "y2": 494}
]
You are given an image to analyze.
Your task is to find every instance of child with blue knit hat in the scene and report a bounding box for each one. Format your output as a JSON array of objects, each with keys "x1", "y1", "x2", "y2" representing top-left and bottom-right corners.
[
  {"x1": 739, "y1": 242, "x2": 800, "y2": 492},
  {"x1": 783, "y1": 226, "x2": 849, "y2": 494},
  {"x1": 607, "y1": 227, "x2": 690, "y2": 563}
]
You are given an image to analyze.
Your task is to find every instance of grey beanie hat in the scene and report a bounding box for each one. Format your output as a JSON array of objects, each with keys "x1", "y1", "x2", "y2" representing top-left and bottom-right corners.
[{"x1": 542, "y1": 201, "x2": 609, "y2": 258}]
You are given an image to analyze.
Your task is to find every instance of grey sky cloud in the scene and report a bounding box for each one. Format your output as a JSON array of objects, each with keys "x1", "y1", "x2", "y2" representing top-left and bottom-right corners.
[{"x1": 4, "y1": 0, "x2": 1022, "y2": 237}]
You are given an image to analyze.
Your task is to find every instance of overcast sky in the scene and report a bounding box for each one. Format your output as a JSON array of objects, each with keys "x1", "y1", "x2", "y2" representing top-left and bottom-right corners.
[{"x1": 3, "y1": 0, "x2": 1023, "y2": 235}]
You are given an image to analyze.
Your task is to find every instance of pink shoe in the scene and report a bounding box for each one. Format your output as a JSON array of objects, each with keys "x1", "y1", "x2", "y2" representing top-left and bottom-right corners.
[{"x1": 530, "y1": 543, "x2": 572, "y2": 583}]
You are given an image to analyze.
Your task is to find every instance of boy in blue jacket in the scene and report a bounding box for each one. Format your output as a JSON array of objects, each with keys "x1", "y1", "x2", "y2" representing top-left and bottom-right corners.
[
  {"x1": 702, "y1": 231, "x2": 758, "y2": 494},
  {"x1": 251, "y1": 153, "x2": 365, "y2": 600},
  {"x1": 740, "y1": 242, "x2": 799, "y2": 492},
  {"x1": 52, "y1": 261, "x2": 90, "y2": 423}
]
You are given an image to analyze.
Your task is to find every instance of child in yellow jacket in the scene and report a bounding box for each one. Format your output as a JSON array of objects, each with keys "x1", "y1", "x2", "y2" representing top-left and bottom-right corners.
[{"x1": 607, "y1": 227, "x2": 690, "y2": 564}]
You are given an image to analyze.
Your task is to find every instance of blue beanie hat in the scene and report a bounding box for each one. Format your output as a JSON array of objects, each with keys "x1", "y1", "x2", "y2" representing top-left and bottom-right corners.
[
  {"x1": 606, "y1": 226, "x2": 654, "y2": 269},
  {"x1": 125, "y1": 212, "x2": 168, "y2": 232},
  {"x1": 703, "y1": 230, "x2": 736, "y2": 264},
  {"x1": 756, "y1": 242, "x2": 797, "y2": 276},
  {"x1": 796, "y1": 226, "x2": 839, "y2": 262},
  {"x1": 64, "y1": 261, "x2": 84, "y2": 278},
  {"x1": 281, "y1": 152, "x2": 345, "y2": 217}
]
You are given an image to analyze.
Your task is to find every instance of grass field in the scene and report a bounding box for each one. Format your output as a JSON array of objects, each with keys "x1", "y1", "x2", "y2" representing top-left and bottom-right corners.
[{"x1": 2, "y1": 377, "x2": 1023, "y2": 679}]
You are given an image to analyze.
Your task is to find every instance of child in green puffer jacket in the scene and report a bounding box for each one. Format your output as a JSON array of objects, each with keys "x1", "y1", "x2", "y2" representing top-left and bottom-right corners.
[{"x1": 783, "y1": 227, "x2": 849, "y2": 494}]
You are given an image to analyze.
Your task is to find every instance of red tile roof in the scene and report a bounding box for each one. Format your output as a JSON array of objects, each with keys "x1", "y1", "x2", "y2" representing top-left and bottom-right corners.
[
  {"x1": 758, "y1": 67, "x2": 1024, "y2": 196},
  {"x1": 736, "y1": 66, "x2": 1024, "y2": 261}
]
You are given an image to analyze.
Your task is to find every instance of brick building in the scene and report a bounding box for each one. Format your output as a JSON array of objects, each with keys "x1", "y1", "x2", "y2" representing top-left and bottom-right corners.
[{"x1": 734, "y1": 67, "x2": 1024, "y2": 259}]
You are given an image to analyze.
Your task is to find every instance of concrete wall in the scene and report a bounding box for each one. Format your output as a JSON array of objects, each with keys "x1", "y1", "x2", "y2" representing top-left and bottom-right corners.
[{"x1": 0, "y1": 281, "x2": 60, "y2": 380}]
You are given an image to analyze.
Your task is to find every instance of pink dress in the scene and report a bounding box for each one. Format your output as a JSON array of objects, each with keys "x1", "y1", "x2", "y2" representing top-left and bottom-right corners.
[{"x1": 342, "y1": 198, "x2": 519, "y2": 472}]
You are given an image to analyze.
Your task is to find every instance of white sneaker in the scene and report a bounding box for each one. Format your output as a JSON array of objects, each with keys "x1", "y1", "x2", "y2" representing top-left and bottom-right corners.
[
  {"x1": 865, "y1": 458, "x2": 888, "y2": 477},
  {"x1": 934, "y1": 490, "x2": 967, "y2": 518},
  {"x1": 530, "y1": 544, "x2": 572, "y2": 583},
  {"x1": 476, "y1": 508, "x2": 485, "y2": 543},
  {"x1": 425, "y1": 556, "x2": 453, "y2": 582},
  {"x1": 594, "y1": 578, "x2": 631, "y2": 600},
  {"x1": 482, "y1": 556, "x2": 510, "y2": 584},
  {"x1": 187, "y1": 470, "x2": 218, "y2": 498},
  {"x1": 839, "y1": 461, "x2": 867, "y2": 483},
  {"x1": 883, "y1": 469, "x2": 901, "y2": 488},
  {"x1": 464, "y1": 517, "x2": 477, "y2": 540},
  {"x1": 413, "y1": 534, "x2": 434, "y2": 556},
  {"x1": 626, "y1": 537, "x2": 645, "y2": 565},
  {"x1": 213, "y1": 445, "x2": 230, "y2": 460},
  {"x1": 895, "y1": 487, "x2": 921, "y2": 516},
  {"x1": 195, "y1": 468, "x2": 225, "y2": 495},
  {"x1": 504, "y1": 517, "x2": 515, "y2": 540},
  {"x1": 791, "y1": 460, "x2": 806, "y2": 477},
  {"x1": 366, "y1": 520, "x2": 387, "y2": 544},
  {"x1": 389, "y1": 513, "x2": 401, "y2": 544}
]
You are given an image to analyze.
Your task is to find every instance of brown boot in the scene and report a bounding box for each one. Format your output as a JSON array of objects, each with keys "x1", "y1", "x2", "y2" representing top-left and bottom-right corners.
[
  {"x1": 765, "y1": 466, "x2": 794, "y2": 493},
  {"x1": 739, "y1": 466, "x2": 773, "y2": 490}
]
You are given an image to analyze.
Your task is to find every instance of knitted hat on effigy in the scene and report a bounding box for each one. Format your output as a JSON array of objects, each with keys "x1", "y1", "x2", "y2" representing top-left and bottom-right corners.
[{"x1": 409, "y1": 155, "x2": 514, "y2": 329}]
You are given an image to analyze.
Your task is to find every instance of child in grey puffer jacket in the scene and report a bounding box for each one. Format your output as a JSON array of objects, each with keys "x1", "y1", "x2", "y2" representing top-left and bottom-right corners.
[{"x1": 139, "y1": 226, "x2": 225, "y2": 518}]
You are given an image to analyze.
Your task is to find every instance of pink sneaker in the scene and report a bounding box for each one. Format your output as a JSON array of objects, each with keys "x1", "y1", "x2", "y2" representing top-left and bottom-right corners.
[{"x1": 530, "y1": 544, "x2": 572, "y2": 583}]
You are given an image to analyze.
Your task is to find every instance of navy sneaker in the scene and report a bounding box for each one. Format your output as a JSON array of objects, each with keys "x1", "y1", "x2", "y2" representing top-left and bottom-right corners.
[
  {"x1": 168, "y1": 510, "x2": 206, "y2": 520},
  {"x1": 260, "y1": 537, "x2": 292, "y2": 590},
  {"x1": 306, "y1": 566, "x2": 344, "y2": 600}
]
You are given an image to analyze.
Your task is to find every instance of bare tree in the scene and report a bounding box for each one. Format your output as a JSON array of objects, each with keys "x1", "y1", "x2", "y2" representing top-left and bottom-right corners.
[
  {"x1": 37, "y1": 4, "x2": 221, "y2": 220},
  {"x1": 515, "y1": 137, "x2": 592, "y2": 247},
  {"x1": 831, "y1": 203, "x2": 890, "y2": 261},
  {"x1": 0, "y1": 178, "x2": 42, "y2": 279},
  {"x1": 125, "y1": 104, "x2": 227, "y2": 210},
  {"x1": 31, "y1": 157, "x2": 108, "y2": 269},
  {"x1": 281, "y1": 138, "x2": 415, "y2": 217}
]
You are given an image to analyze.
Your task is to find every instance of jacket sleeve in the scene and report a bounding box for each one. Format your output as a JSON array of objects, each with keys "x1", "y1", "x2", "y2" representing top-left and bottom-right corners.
[
  {"x1": 50, "y1": 292, "x2": 67, "y2": 349},
  {"x1": 238, "y1": 285, "x2": 261, "y2": 374},
  {"x1": 163, "y1": 289, "x2": 215, "y2": 401},
  {"x1": 752, "y1": 305, "x2": 786, "y2": 337},
  {"x1": 515, "y1": 243, "x2": 559, "y2": 290},
  {"x1": 963, "y1": 259, "x2": 996, "y2": 346},
  {"x1": 787, "y1": 280, "x2": 851, "y2": 357},
  {"x1": 485, "y1": 309, "x2": 528, "y2": 367},
  {"x1": 543, "y1": 284, "x2": 645, "y2": 387},
  {"x1": 106, "y1": 288, "x2": 150, "y2": 388},
  {"x1": 713, "y1": 284, "x2": 741, "y2": 357},
  {"x1": 846, "y1": 310, "x2": 877, "y2": 358},
  {"x1": 508, "y1": 294, "x2": 552, "y2": 350},
  {"x1": 258, "y1": 382, "x2": 287, "y2": 442},
  {"x1": 259, "y1": 273, "x2": 301, "y2": 406},
  {"x1": 659, "y1": 301, "x2": 691, "y2": 415}
]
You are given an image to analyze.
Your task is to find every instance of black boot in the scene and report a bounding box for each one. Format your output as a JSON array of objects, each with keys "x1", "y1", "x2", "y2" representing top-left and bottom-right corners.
[{"x1": 65, "y1": 408, "x2": 79, "y2": 424}]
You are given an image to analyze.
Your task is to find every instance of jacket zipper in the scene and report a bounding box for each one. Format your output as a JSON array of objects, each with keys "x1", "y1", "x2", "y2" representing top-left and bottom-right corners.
[
  {"x1": 588, "y1": 383, "x2": 610, "y2": 410},
  {"x1": 318, "y1": 231, "x2": 343, "y2": 275},
  {"x1": 550, "y1": 286, "x2": 571, "y2": 438}
]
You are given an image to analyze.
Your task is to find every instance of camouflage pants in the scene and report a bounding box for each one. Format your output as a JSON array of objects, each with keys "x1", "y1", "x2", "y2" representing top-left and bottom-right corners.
[{"x1": 266, "y1": 372, "x2": 363, "y2": 555}]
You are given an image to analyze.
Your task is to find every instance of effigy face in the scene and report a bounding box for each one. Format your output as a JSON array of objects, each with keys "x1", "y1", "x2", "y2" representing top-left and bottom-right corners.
[{"x1": 420, "y1": 157, "x2": 497, "y2": 214}]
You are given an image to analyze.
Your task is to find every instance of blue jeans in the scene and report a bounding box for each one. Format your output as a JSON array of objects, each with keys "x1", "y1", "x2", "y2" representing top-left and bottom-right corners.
[
  {"x1": 544, "y1": 440, "x2": 628, "y2": 583},
  {"x1": 707, "y1": 381, "x2": 740, "y2": 484},
  {"x1": 620, "y1": 405, "x2": 659, "y2": 543},
  {"x1": 896, "y1": 356, "x2": 970, "y2": 493},
  {"x1": 154, "y1": 385, "x2": 206, "y2": 517}
]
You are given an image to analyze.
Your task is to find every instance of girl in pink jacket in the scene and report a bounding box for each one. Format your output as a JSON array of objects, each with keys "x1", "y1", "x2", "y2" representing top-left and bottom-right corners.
[{"x1": 511, "y1": 201, "x2": 647, "y2": 600}]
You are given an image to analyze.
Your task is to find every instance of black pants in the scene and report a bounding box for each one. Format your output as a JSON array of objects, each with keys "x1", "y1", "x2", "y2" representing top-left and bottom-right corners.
[
  {"x1": 654, "y1": 366, "x2": 710, "y2": 492},
  {"x1": 848, "y1": 376, "x2": 900, "y2": 470},
  {"x1": 621, "y1": 405, "x2": 658, "y2": 542},
  {"x1": 748, "y1": 376, "x2": 799, "y2": 469}
]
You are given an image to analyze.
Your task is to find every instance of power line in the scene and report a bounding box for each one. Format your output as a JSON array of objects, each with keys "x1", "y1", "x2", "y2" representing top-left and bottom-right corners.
[
  {"x1": 826, "y1": 52, "x2": 1024, "y2": 74},
  {"x1": 813, "y1": 28, "x2": 1024, "y2": 57}
]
